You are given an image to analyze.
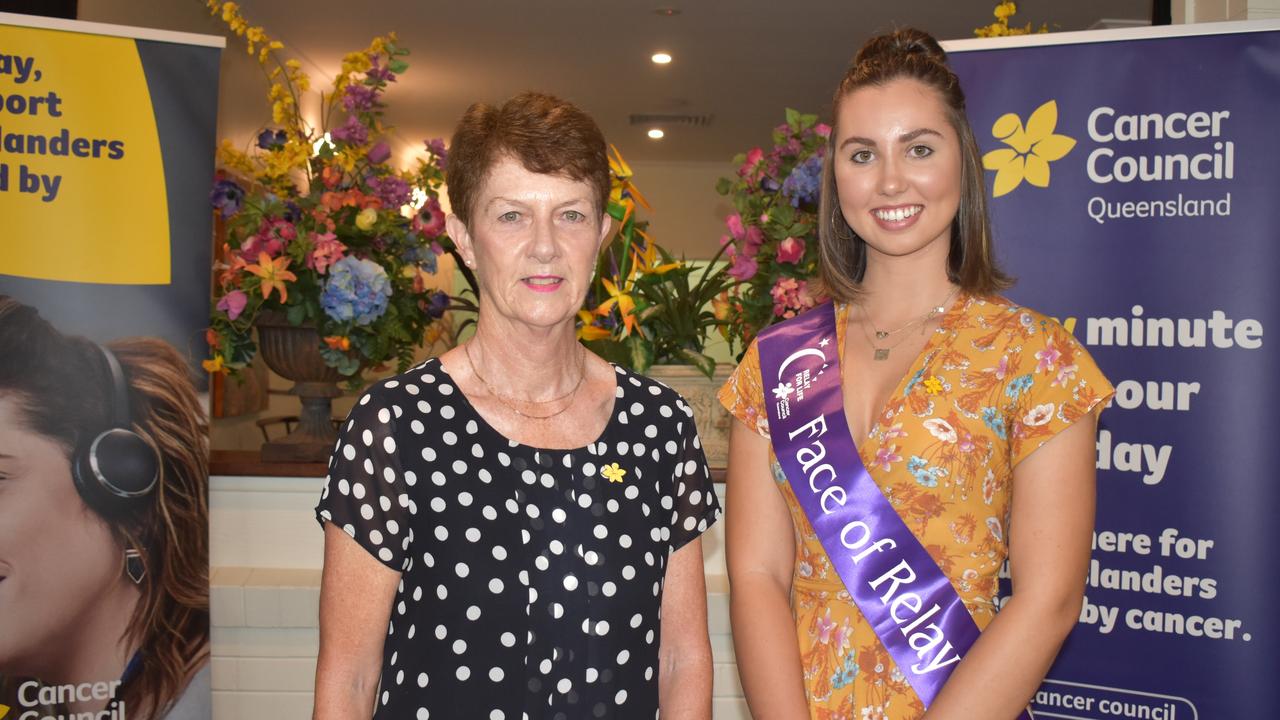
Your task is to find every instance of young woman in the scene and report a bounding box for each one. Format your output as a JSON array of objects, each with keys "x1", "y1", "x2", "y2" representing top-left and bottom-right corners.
[{"x1": 720, "y1": 29, "x2": 1113, "y2": 720}]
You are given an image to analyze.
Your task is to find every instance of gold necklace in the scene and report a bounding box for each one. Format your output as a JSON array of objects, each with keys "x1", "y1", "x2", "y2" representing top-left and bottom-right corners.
[
  {"x1": 463, "y1": 340, "x2": 587, "y2": 420},
  {"x1": 858, "y1": 288, "x2": 960, "y2": 361}
]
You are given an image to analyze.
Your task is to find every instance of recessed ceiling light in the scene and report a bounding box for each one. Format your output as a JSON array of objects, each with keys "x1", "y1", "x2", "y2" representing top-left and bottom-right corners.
[
  {"x1": 652, "y1": 7, "x2": 681, "y2": 16},
  {"x1": 651, "y1": 52, "x2": 672, "y2": 65},
  {"x1": 647, "y1": 128, "x2": 665, "y2": 140}
]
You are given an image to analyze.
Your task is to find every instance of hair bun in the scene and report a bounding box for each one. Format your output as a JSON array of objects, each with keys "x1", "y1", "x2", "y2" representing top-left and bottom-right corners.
[{"x1": 854, "y1": 27, "x2": 947, "y2": 68}]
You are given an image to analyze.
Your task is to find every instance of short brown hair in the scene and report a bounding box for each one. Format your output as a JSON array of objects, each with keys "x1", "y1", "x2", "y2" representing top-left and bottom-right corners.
[
  {"x1": 446, "y1": 91, "x2": 611, "y2": 226},
  {"x1": 818, "y1": 28, "x2": 1012, "y2": 301}
]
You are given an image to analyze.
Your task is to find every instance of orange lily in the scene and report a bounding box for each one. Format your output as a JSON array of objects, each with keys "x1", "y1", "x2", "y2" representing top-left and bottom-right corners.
[
  {"x1": 576, "y1": 310, "x2": 612, "y2": 341},
  {"x1": 246, "y1": 252, "x2": 297, "y2": 301},
  {"x1": 595, "y1": 277, "x2": 641, "y2": 338},
  {"x1": 324, "y1": 335, "x2": 351, "y2": 351}
]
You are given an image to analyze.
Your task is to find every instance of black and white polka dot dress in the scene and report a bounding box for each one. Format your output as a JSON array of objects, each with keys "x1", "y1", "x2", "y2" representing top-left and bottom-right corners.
[{"x1": 315, "y1": 358, "x2": 721, "y2": 719}]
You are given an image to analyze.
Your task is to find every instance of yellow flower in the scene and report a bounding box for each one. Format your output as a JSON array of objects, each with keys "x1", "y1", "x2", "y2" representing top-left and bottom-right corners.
[
  {"x1": 981, "y1": 100, "x2": 1075, "y2": 197},
  {"x1": 356, "y1": 207, "x2": 379, "y2": 231},
  {"x1": 577, "y1": 310, "x2": 612, "y2": 341},
  {"x1": 601, "y1": 462, "x2": 627, "y2": 483},
  {"x1": 202, "y1": 355, "x2": 226, "y2": 373},
  {"x1": 608, "y1": 145, "x2": 651, "y2": 215},
  {"x1": 595, "y1": 277, "x2": 641, "y2": 338},
  {"x1": 923, "y1": 375, "x2": 944, "y2": 395}
]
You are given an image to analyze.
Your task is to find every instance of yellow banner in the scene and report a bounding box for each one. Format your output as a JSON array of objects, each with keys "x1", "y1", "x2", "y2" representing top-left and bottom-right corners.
[{"x1": 0, "y1": 25, "x2": 168, "y2": 284}]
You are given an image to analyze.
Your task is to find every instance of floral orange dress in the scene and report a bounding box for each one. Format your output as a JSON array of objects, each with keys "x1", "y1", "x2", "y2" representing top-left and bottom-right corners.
[{"x1": 719, "y1": 295, "x2": 1113, "y2": 720}]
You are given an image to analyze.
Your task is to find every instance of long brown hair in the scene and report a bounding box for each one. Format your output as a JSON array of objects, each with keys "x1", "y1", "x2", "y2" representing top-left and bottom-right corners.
[
  {"x1": 0, "y1": 297, "x2": 209, "y2": 719},
  {"x1": 818, "y1": 27, "x2": 1012, "y2": 301}
]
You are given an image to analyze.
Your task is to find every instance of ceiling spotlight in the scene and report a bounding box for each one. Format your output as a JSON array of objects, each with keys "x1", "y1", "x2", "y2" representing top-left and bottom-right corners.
[
  {"x1": 647, "y1": 128, "x2": 665, "y2": 140},
  {"x1": 651, "y1": 52, "x2": 672, "y2": 65},
  {"x1": 652, "y1": 7, "x2": 682, "y2": 16}
]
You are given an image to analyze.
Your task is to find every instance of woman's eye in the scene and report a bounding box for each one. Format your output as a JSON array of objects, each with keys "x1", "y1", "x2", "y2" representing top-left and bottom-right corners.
[
  {"x1": 851, "y1": 149, "x2": 874, "y2": 164},
  {"x1": 909, "y1": 144, "x2": 934, "y2": 158},
  {"x1": 563, "y1": 210, "x2": 584, "y2": 222},
  {"x1": 499, "y1": 211, "x2": 520, "y2": 222}
]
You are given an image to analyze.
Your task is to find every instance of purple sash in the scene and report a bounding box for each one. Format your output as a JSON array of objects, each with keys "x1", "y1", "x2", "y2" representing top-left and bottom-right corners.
[{"x1": 759, "y1": 302, "x2": 1028, "y2": 716}]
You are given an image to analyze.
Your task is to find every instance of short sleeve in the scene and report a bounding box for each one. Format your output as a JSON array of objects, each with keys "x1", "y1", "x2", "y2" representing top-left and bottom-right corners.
[
  {"x1": 665, "y1": 397, "x2": 722, "y2": 554},
  {"x1": 315, "y1": 386, "x2": 414, "y2": 571},
  {"x1": 1008, "y1": 318, "x2": 1115, "y2": 467},
  {"x1": 717, "y1": 338, "x2": 771, "y2": 439}
]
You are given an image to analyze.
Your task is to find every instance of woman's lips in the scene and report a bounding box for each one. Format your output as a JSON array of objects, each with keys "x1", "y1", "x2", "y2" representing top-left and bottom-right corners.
[{"x1": 522, "y1": 276, "x2": 563, "y2": 293}]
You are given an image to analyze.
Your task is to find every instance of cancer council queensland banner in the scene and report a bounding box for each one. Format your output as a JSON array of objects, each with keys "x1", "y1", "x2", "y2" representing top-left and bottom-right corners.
[
  {"x1": 946, "y1": 21, "x2": 1280, "y2": 720},
  {"x1": 0, "y1": 13, "x2": 220, "y2": 720}
]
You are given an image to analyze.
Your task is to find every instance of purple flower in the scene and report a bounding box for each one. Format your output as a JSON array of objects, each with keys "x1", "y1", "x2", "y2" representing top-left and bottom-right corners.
[
  {"x1": 426, "y1": 290, "x2": 449, "y2": 319},
  {"x1": 209, "y1": 178, "x2": 245, "y2": 218},
  {"x1": 413, "y1": 197, "x2": 446, "y2": 239},
  {"x1": 726, "y1": 247, "x2": 758, "y2": 281},
  {"x1": 321, "y1": 256, "x2": 392, "y2": 325},
  {"x1": 217, "y1": 289, "x2": 248, "y2": 320},
  {"x1": 365, "y1": 173, "x2": 412, "y2": 209},
  {"x1": 342, "y1": 83, "x2": 380, "y2": 113},
  {"x1": 330, "y1": 115, "x2": 369, "y2": 146},
  {"x1": 744, "y1": 225, "x2": 765, "y2": 256},
  {"x1": 782, "y1": 154, "x2": 823, "y2": 208},
  {"x1": 256, "y1": 128, "x2": 287, "y2": 150},
  {"x1": 366, "y1": 141, "x2": 391, "y2": 165},
  {"x1": 425, "y1": 138, "x2": 448, "y2": 170},
  {"x1": 364, "y1": 56, "x2": 396, "y2": 84}
]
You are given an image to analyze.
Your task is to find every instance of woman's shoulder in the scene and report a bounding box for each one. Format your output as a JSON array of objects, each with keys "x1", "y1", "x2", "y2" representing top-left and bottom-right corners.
[{"x1": 615, "y1": 364, "x2": 696, "y2": 419}]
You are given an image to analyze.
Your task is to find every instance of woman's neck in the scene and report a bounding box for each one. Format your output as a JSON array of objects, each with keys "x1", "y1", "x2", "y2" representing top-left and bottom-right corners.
[
  {"x1": 857, "y1": 247, "x2": 958, "y2": 325},
  {"x1": 467, "y1": 315, "x2": 584, "y2": 402}
]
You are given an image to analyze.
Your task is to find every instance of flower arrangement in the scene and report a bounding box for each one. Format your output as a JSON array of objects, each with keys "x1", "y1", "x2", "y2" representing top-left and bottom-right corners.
[
  {"x1": 203, "y1": 1, "x2": 451, "y2": 382},
  {"x1": 575, "y1": 147, "x2": 735, "y2": 379},
  {"x1": 714, "y1": 109, "x2": 830, "y2": 354},
  {"x1": 974, "y1": 1, "x2": 1049, "y2": 37}
]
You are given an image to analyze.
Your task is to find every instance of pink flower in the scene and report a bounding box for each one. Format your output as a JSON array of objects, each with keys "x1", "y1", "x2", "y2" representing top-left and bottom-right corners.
[
  {"x1": 238, "y1": 233, "x2": 283, "y2": 261},
  {"x1": 413, "y1": 197, "x2": 446, "y2": 239},
  {"x1": 873, "y1": 444, "x2": 902, "y2": 472},
  {"x1": 738, "y1": 147, "x2": 764, "y2": 178},
  {"x1": 725, "y1": 213, "x2": 746, "y2": 241},
  {"x1": 216, "y1": 290, "x2": 247, "y2": 320},
  {"x1": 1035, "y1": 340, "x2": 1061, "y2": 374},
  {"x1": 814, "y1": 122, "x2": 832, "y2": 138},
  {"x1": 744, "y1": 225, "x2": 765, "y2": 256},
  {"x1": 307, "y1": 232, "x2": 347, "y2": 274},
  {"x1": 816, "y1": 610, "x2": 836, "y2": 644},
  {"x1": 727, "y1": 248, "x2": 758, "y2": 281},
  {"x1": 776, "y1": 236, "x2": 805, "y2": 264},
  {"x1": 770, "y1": 277, "x2": 816, "y2": 318}
]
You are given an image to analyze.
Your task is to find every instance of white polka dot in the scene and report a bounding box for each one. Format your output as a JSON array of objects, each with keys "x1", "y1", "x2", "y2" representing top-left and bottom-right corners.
[
  {"x1": 417, "y1": 400, "x2": 432, "y2": 414},
  {"x1": 439, "y1": 383, "x2": 455, "y2": 395},
  {"x1": 434, "y1": 526, "x2": 448, "y2": 541},
  {"x1": 452, "y1": 460, "x2": 468, "y2": 474},
  {"x1": 602, "y1": 581, "x2": 616, "y2": 597},
  {"x1": 466, "y1": 419, "x2": 479, "y2": 434},
  {"x1": 466, "y1": 605, "x2": 482, "y2": 620},
  {"x1": 435, "y1": 624, "x2": 447, "y2": 639},
  {"x1": 378, "y1": 548, "x2": 394, "y2": 562},
  {"x1": 483, "y1": 505, "x2": 498, "y2": 521},
  {"x1": 431, "y1": 497, "x2": 447, "y2": 512},
  {"x1": 630, "y1": 613, "x2": 643, "y2": 628},
  {"x1": 361, "y1": 429, "x2": 374, "y2": 446},
  {"x1": 440, "y1": 405, "x2": 455, "y2": 419},
  {"x1": 595, "y1": 620, "x2": 610, "y2": 635},
  {"x1": 616, "y1": 649, "x2": 629, "y2": 664},
  {"x1": 489, "y1": 667, "x2": 505, "y2": 682},
  {"x1": 360, "y1": 504, "x2": 374, "y2": 520},
  {"x1": 630, "y1": 402, "x2": 645, "y2": 415},
  {"x1": 452, "y1": 639, "x2": 467, "y2": 654},
  {"x1": 383, "y1": 436, "x2": 396, "y2": 453},
  {"x1": 436, "y1": 585, "x2": 448, "y2": 600},
  {"x1": 577, "y1": 493, "x2": 592, "y2": 509},
  {"x1": 417, "y1": 709, "x2": 429, "y2": 719},
  {"x1": 619, "y1": 534, "x2": 632, "y2": 548},
  {"x1": 563, "y1": 574, "x2": 578, "y2": 591},
  {"x1": 492, "y1": 545, "x2": 507, "y2": 561},
  {"x1": 552, "y1": 508, "x2": 567, "y2": 523},
  {"x1": 489, "y1": 578, "x2": 504, "y2": 593},
  {"x1": 369, "y1": 529, "x2": 384, "y2": 545},
  {"x1": 337, "y1": 479, "x2": 350, "y2": 495},
  {"x1": 539, "y1": 659, "x2": 552, "y2": 674},
  {"x1": 501, "y1": 632, "x2": 516, "y2": 647},
  {"x1": 586, "y1": 667, "x2": 598, "y2": 682},
  {"x1": 455, "y1": 562, "x2": 469, "y2": 578},
  {"x1": 557, "y1": 678, "x2": 572, "y2": 694},
  {"x1": 458, "y1": 491, "x2": 473, "y2": 506},
  {"x1": 411, "y1": 420, "x2": 425, "y2": 434},
  {"x1": 615, "y1": 689, "x2": 628, "y2": 704},
  {"x1": 442, "y1": 431, "x2": 458, "y2": 445},
  {"x1": 456, "y1": 666, "x2": 470, "y2": 681},
  {"x1": 622, "y1": 565, "x2": 636, "y2": 580},
  {"x1": 404, "y1": 471, "x2": 418, "y2": 486},
  {"x1": 353, "y1": 483, "x2": 367, "y2": 500},
  {"x1": 417, "y1": 672, "x2": 429, "y2": 687},
  {"x1": 593, "y1": 524, "x2": 608, "y2": 539},
  {"x1": 624, "y1": 485, "x2": 639, "y2": 500},
  {"x1": 343, "y1": 444, "x2": 356, "y2": 460}
]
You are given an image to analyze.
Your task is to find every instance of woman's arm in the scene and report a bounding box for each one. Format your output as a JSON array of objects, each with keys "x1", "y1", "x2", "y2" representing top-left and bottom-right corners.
[
  {"x1": 922, "y1": 413, "x2": 1099, "y2": 719},
  {"x1": 725, "y1": 420, "x2": 811, "y2": 719},
  {"x1": 658, "y1": 536, "x2": 714, "y2": 719},
  {"x1": 312, "y1": 522, "x2": 401, "y2": 720}
]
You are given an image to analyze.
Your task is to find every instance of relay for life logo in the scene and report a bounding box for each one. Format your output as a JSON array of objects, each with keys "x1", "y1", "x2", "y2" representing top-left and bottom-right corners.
[{"x1": 981, "y1": 100, "x2": 1077, "y2": 197}]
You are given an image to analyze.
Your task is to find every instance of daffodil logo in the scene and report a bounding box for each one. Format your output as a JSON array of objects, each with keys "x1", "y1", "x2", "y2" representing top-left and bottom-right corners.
[
  {"x1": 982, "y1": 100, "x2": 1076, "y2": 197},
  {"x1": 0, "y1": 702, "x2": 9, "y2": 719}
]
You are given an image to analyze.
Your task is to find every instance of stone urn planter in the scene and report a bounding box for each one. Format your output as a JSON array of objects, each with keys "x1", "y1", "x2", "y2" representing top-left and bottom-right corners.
[
  {"x1": 645, "y1": 364, "x2": 732, "y2": 469},
  {"x1": 254, "y1": 311, "x2": 344, "y2": 462}
]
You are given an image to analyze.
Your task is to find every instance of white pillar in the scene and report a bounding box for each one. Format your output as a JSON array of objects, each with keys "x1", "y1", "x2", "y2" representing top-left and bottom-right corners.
[{"x1": 1173, "y1": 0, "x2": 1280, "y2": 22}]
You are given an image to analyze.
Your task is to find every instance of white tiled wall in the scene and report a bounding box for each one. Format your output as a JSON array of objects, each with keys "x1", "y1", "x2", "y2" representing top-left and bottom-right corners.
[{"x1": 210, "y1": 476, "x2": 749, "y2": 719}]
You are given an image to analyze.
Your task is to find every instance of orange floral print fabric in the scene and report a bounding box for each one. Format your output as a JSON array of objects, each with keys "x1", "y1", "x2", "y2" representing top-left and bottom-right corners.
[{"x1": 719, "y1": 295, "x2": 1114, "y2": 719}]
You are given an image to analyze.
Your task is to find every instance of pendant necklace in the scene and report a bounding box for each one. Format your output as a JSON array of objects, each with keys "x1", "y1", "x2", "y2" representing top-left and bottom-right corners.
[
  {"x1": 858, "y1": 287, "x2": 960, "y2": 361},
  {"x1": 464, "y1": 340, "x2": 587, "y2": 420}
]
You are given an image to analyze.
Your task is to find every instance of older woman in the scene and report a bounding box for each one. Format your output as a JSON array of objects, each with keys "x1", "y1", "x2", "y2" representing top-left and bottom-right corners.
[
  {"x1": 313, "y1": 92, "x2": 719, "y2": 719},
  {"x1": 0, "y1": 296, "x2": 210, "y2": 720},
  {"x1": 721, "y1": 29, "x2": 1113, "y2": 720}
]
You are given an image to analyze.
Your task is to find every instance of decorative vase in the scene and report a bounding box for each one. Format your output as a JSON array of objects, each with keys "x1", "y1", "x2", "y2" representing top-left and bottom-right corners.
[
  {"x1": 254, "y1": 311, "x2": 344, "y2": 463},
  {"x1": 645, "y1": 364, "x2": 732, "y2": 469}
]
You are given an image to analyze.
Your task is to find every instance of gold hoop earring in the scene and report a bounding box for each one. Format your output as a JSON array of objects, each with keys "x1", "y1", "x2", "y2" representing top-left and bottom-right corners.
[{"x1": 831, "y1": 207, "x2": 853, "y2": 241}]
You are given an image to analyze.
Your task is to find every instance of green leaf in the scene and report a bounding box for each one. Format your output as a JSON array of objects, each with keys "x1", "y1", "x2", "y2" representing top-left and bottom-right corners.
[
  {"x1": 785, "y1": 108, "x2": 801, "y2": 131},
  {"x1": 388, "y1": 59, "x2": 409, "y2": 74},
  {"x1": 676, "y1": 348, "x2": 717, "y2": 379},
  {"x1": 286, "y1": 303, "x2": 306, "y2": 326},
  {"x1": 715, "y1": 177, "x2": 734, "y2": 196},
  {"x1": 626, "y1": 335, "x2": 654, "y2": 373}
]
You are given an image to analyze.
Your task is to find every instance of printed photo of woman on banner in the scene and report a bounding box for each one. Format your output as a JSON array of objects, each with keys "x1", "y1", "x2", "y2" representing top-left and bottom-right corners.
[{"x1": 0, "y1": 296, "x2": 211, "y2": 720}]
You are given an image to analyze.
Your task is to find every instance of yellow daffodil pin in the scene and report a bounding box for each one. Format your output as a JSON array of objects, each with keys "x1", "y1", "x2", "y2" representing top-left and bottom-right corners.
[{"x1": 602, "y1": 462, "x2": 627, "y2": 484}]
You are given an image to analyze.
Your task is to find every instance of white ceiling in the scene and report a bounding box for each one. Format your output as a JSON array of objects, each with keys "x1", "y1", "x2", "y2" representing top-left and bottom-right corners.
[{"x1": 78, "y1": 0, "x2": 1151, "y2": 165}]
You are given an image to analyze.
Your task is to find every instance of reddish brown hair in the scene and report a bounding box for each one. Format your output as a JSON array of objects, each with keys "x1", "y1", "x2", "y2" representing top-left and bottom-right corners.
[
  {"x1": 818, "y1": 28, "x2": 1012, "y2": 301},
  {"x1": 445, "y1": 91, "x2": 610, "y2": 226}
]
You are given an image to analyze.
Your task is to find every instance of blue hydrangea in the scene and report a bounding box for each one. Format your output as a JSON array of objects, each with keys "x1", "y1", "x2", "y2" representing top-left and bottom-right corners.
[
  {"x1": 321, "y1": 256, "x2": 392, "y2": 325},
  {"x1": 781, "y1": 154, "x2": 823, "y2": 208},
  {"x1": 402, "y1": 241, "x2": 438, "y2": 275}
]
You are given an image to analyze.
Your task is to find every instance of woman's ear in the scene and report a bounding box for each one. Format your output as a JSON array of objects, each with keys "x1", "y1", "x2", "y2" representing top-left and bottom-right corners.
[
  {"x1": 595, "y1": 213, "x2": 613, "y2": 254},
  {"x1": 446, "y1": 214, "x2": 475, "y2": 268}
]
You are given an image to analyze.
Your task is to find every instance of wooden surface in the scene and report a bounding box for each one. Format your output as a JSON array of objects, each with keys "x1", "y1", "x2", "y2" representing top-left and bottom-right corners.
[{"x1": 210, "y1": 449, "x2": 726, "y2": 482}]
